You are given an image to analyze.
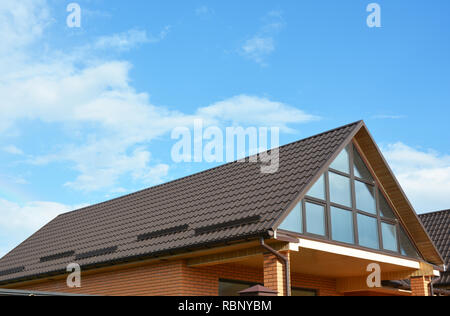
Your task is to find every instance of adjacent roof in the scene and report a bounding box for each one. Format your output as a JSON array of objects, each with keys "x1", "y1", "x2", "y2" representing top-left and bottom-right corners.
[
  {"x1": 0, "y1": 121, "x2": 362, "y2": 284},
  {"x1": 419, "y1": 210, "x2": 450, "y2": 286}
]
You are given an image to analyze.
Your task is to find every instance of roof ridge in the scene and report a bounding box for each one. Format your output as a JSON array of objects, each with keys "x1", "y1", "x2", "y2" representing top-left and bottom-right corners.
[{"x1": 59, "y1": 120, "x2": 363, "y2": 218}]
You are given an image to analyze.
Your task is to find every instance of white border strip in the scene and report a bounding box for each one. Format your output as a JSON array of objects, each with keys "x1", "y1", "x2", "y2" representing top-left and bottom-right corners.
[{"x1": 292, "y1": 238, "x2": 421, "y2": 269}]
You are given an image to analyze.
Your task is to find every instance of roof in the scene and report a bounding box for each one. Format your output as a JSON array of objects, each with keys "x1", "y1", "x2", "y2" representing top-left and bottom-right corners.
[
  {"x1": 0, "y1": 121, "x2": 362, "y2": 284},
  {"x1": 239, "y1": 285, "x2": 277, "y2": 295},
  {"x1": 419, "y1": 210, "x2": 450, "y2": 286}
]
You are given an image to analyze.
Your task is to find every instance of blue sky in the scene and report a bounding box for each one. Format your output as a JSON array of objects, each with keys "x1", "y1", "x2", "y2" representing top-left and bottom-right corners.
[{"x1": 0, "y1": 0, "x2": 449, "y2": 257}]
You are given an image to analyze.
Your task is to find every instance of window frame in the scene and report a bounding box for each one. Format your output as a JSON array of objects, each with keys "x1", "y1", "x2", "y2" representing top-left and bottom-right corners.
[
  {"x1": 330, "y1": 205, "x2": 355, "y2": 244},
  {"x1": 278, "y1": 140, "x2": 422, "y2": 260},
  {"x1": 303, "y1": 200, "x2": 328, "y2": 239},
  {"x1": 381, "y1": 221, "x2": 399, "y2": 253},
  {"x1": 328, "y1": 170, "x2": 353, "y2": 208}
]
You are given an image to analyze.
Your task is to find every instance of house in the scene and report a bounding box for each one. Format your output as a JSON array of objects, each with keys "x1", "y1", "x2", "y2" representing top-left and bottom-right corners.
[
  {"x1": 0, "y1": 121, "x2": 444, "y2": 296},
  {"x1": 419, "y1": 210, "x2": 449, "y2": 295}
]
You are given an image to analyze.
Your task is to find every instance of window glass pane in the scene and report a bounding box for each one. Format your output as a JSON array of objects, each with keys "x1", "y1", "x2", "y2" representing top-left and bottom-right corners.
[
  {"x1": 378, "y1": 189, "x2": 396, "y2": 219},
  {"x1": 279, "y1": 203, "x2": 302, "y2": 233},
  {"x1": 306, "y1": 175, "x2": 325, "y2": 200},
  {"x1": 399, "y1": 227, "x2": 420, "y2": 259},
  {"x1": 357, "y1": 214, "x2": 379, "y2": 249},
  {"x1": 330, "y1": 147, "x2": 350, "y2": 174},
  {"x1": 219, "y1": 280, "x2": 255, "y2": 296},
  {"x1": 382, "y1": 222, "x2": 398, "y2": 252},
  {"x1": 305, "y1": 202, "x2": 326, "y2": 236},
  {"x1": 353, "y1": 147, "x2": 373, "y2": 182},
  {"x1": 329, "y1": 172, "x2": 352, "y2": 208},
  {"x1": 331, "y1": 207, "x2": 354, "y2": 244},
  {"x1": 355, "y1": 181, "x2": 376, "y2": 214}
]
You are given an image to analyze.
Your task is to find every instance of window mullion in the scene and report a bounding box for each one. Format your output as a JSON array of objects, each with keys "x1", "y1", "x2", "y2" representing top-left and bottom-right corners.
[
  {"x1": 325, "y1": 171, "x2": 331, "y2": 240},
  {"x1": 301, "y1": 199, "x2": 306, "y2": 234},
  {"x1": 349, "y1": 143, "x2": 359, "y2": 246},
  {"x1": 396, "y1": 223, "x2": 401, "y2": 253},
  {"x1": 375, "y1": 183, "x2": 384, "y2": 250}
]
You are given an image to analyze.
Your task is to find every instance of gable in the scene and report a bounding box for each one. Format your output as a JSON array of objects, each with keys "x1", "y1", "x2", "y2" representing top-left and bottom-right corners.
[
  {"x1": 354, "y1": 126, "x2": 443, "y2": 266},
  {"x1": 278, "y1": 141, "x2": 421, "y2": 259},
  {"x1": 276, "y1": 124, "x2": 443, "y2": 266}
]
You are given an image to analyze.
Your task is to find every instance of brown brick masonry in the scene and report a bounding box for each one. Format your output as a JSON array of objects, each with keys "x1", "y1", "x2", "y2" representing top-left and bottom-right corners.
[
  {"x1": 410, "y1": 276, "x2": 431, "y2": 297},
  {"x1": 8, "y1": 258, "x2": 342, "y2": 296}
]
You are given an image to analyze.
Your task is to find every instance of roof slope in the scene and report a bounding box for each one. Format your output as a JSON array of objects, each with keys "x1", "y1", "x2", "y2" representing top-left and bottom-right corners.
[
  {"x1": 0, "y1": 122, "x2": 362, "y2": 284},
  {"x1": 419, "y1": 210, "x2": 450, "y2": 286}
]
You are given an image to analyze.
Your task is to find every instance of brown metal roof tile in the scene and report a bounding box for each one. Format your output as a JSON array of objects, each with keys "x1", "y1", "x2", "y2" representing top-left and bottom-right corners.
[{"x1": 0, "y1": 121, "x2": 362, "y2": 284}]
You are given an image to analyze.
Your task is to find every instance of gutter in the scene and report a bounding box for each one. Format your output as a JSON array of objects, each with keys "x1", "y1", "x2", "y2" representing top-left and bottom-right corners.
[
  {"x1": 430, "y1": 264, "x2": 447, "y2": 296},
  {"x1": 260, "y1": 237, "x2": 291, "y2": 296}
]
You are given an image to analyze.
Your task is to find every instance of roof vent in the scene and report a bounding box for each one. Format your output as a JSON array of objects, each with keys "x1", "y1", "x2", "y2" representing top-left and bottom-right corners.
[
  {"x1": 0, "y1": 266, "x2": 25, "y2": 277},
  {"x1": 195, "y1": 215, "x2": 261, "y2": 235},
  {"x1": 137, "y1": 224, "x2": 189, "y2": 241},
  {"x1": 40, "y1": 251, "x2": 75, "y2": 263},
  {"x1": 75, "y1": 246, "x2": 118, "y2": 260}
]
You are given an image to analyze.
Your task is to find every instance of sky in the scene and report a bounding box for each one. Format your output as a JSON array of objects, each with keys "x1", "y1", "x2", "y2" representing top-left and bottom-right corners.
[{"x1": 0, "y1": 0, "x2": 449, "y2": 257}]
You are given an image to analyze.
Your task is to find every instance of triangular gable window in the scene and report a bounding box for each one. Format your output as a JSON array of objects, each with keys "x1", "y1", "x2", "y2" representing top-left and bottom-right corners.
[
  {"x1": 306, "y1": 174, "x2": 325, "y2": 200},
  {"x1": 399, "y1": 227, "x2": 421, "y2": 259},
  {"x1": 353, "y1": 146, "x2": 373, "y2": 182},
  {"x1": 279, "y1": 203, "x2": 302, "y2": 234},
  {"x1": 330, "y1": 147, "x2": 350, "y2": 174},
  {"x1": 278, "y1": 142, "x2": 421, "y2": 260}
]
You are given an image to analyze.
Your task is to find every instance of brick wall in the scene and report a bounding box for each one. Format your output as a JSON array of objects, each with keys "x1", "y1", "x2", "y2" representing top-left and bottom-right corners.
[
  {"x1": 263, "y1": 252, "x2": 289, "y2": 296},
  {"x1": 11, "y1": 260, "x2": 186, "y2": 296},
  {"x1": 9, "y1": 259, "x2": 340, "y2": 296},
  {"x1": 410, "y1": 276, "x2": 431, "y2": 296},
  {"x1": 291, "y1": 272, "x2": 341, "y2": 296}
]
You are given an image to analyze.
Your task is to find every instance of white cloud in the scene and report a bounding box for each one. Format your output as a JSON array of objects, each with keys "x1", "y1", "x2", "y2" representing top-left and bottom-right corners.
[
  {"x1": 1, "y1": 58, "x2": 315, "y2": 191},
  {"x1": 94, "y1": 27, "x2": 171, "y2": 51},
  {"x1": 0, "y1": 198, "x2": 85, "y2": 232},
  {"x1": 0, "y1": 198, "x2": 88, "y2": 257},
  {"x1": 62, "y1": 146, "x2": 170, "y2": 192},
  {"x1": 2, "y1": 145, "x2": 24, "y2": 155},
  {"x1": 372, "y1": 115, "x2": 406, "y2": 120},
  {"x1": 0, "y1": 0, "x2": 318, "y2": 257},
  {"x1": 135, "y1": 163, "x2": 170, "y2": 184},
  {"x1": 241, "y1": 11, "x2": 285, "y2": 65},
  {"x1": 382, "y1": 142, "x2": 450, "y2": 213},
  {"x1": 197, "y1": 95, "x2": 319, "y2": 133},
  {"x1": 0, "y1": 174, "x2": 29, "y2": 185},
  {"x1": 0, "y1": 0, "x2": 50, "y2": 55},
  {"x1": 242, "y1": 37, "x2": 275, "y2": 65},
  {"x1": 0, "y1": 1, "x2": 315, "y2": 193},
  {"x1": 27, "y1": 93, "x2": 312, "y2": 191},
  {"x1": 195, "y1": 5, "x2": 214, "y2": 17}
]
